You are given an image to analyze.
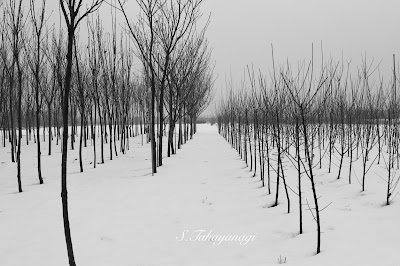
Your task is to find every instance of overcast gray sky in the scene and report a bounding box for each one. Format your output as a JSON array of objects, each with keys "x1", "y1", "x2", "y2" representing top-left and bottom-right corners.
[
  {"x1": 202, "y1": 1, "x2": 399, "y2": 84},
  {"x1": 44, "y1": 0, "x2": 400, "y2": 114}
]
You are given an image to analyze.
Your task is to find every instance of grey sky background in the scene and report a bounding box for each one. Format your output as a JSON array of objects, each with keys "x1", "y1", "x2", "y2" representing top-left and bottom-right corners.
[
  {"x1": 44, "y1": 0, "x2": 400, "y2": 114},
  {"x1": 201, "y1": 1, "x2": 400, "y2": 87}
]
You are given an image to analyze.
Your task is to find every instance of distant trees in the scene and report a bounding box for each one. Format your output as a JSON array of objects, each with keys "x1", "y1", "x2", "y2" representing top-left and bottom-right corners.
[{"x1": 215, "y1": 47, "x2": 400, "y2": 255}]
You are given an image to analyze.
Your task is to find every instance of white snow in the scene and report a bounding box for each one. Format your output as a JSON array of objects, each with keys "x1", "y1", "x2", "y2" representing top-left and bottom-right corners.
[{"x1": 0, "y1": 124, "x2": 399, "y2": 265}]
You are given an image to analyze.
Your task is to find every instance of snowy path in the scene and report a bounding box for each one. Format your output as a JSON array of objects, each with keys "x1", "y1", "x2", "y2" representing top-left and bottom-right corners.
[
  {"x1": 1, "y1": 124, "x2": 399, "y2": 266},
  {"x1": 86, "y1": 125, "x2": 274, "y2": 265},
  {"x1": 0, "y1": 125, "x2": 272, "y2": 266}
]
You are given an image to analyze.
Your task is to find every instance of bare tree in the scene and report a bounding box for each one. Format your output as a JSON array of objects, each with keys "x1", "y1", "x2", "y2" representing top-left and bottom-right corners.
[
  {"x1": 28, "y1": 0, "x2": 47, "y2": 184},
  {"x1": 118, "y1": 0, "x2": 158, "y2": 173},
  {"x1": 6, "y1": 0, "x2": 25, "y2": 192},
  {"x1": 59, "y1": 0, "x2": 104, "y2": 265}
]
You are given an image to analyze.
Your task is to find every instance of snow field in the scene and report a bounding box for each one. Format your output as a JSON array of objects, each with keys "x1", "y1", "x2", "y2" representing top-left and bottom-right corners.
[{"x1": 0, "y1": 124, "x2": 399, "y2": 265}]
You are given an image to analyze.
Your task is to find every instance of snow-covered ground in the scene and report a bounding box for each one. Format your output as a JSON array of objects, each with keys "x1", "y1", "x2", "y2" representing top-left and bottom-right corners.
[{"x1": 0, "y1": 124, "x2": 399, "y2": 265}]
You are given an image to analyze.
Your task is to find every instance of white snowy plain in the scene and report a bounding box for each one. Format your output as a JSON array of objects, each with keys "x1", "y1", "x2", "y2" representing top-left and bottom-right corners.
[{"x1": 0, "y1": 124, "x2": 399, "y2": 266}]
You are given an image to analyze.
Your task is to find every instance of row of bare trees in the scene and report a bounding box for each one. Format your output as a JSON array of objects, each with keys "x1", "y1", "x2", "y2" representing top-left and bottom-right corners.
[
  {"x1": 117, "y1": 0, "x2": 213, "y2": 172},
  {"x1": 0, "y1": 0, "x2": 213, "y2": 265},
  {"x1": 215, "y1": 49, "x2": 400, "y2": 255}
]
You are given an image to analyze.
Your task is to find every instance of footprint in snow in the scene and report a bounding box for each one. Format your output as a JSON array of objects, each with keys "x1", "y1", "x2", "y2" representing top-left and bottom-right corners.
[
  {"x1": 202, "y1": 197, "x2": 213, "y2": 205},
  {"x1": 100, "y1": 236, "x2": 113, "y2": 242}
]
